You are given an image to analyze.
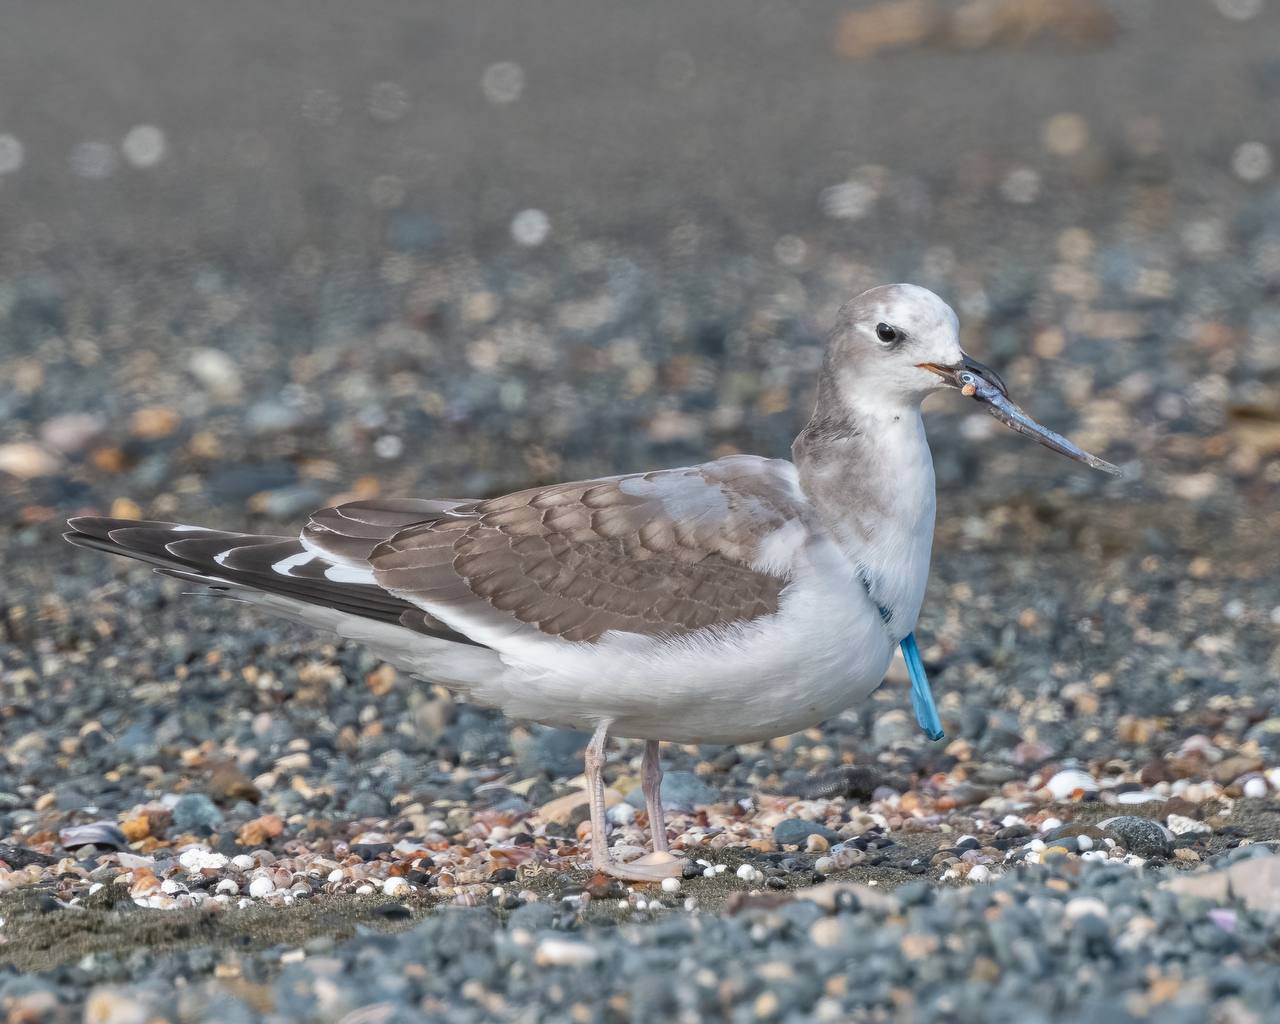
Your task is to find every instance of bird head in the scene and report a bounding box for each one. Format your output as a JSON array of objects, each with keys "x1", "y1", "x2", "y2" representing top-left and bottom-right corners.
[{"x1": 829, "y1": 283, "x2": 1120, "y2": 475}]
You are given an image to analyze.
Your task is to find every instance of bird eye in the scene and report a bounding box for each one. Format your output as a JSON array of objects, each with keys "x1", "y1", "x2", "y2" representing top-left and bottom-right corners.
[
  {"x1": 959, "y1": 372, "x2": 975, "y2": 385},
  {"x1": 875, "y1": 323, "x2": 899, "y2": 344}
]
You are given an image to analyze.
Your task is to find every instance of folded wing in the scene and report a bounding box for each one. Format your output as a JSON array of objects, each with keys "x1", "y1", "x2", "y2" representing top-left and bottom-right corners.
[{"x1": 370, "y1": 456, "x2": 804, "y2": 644}]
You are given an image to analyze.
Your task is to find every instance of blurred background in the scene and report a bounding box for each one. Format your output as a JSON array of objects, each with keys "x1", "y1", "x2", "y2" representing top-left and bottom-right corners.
[
  {"x1": 2, "y1": 0, "x2": 1278, "y2": 532},
  {"x1": 1, "y1": 1, "x2": 1279, "y2": 789}
]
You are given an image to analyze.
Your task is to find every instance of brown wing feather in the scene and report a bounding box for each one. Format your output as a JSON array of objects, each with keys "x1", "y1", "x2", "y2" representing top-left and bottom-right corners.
[{"x1": 370, "y1": 457, "x2": 801, "y2": 644}]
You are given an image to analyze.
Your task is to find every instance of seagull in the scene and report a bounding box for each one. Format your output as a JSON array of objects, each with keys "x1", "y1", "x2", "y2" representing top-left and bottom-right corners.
[{"x1": 65, "y1": 284, "x2": 1118, "y2": 881}]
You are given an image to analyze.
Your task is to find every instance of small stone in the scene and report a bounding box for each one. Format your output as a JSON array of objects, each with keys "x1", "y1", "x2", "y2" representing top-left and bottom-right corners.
[
  {"x1": 872, "y1": 710, "x2": 915, "y2": 749},
  {"x1": 382, "y1": 876, "x2": 410, "y2": 896},
  {"x1": 209, "y1": 764, "x2": 262, "y2": 804},
  {"x1": 40, "y1": 412, "x2": 104, "y2": 454},
  {"x1": 1100, "y1": 816, "x2": 1173, "y2": 859},
  {"x1": 1214, "y1": 755, "x2": 1264, "y2": 785},
  {"x1": 83, "y1": 987, "x2": 154, "y2": 1024},
  {"x1": 1243, "y1": 777, "x2": 1268, "y2": 799},
  {"x1": 237, "y1": 814, "x2": 285, "y2": 846},
  {"x1": 799, "y1": 765, "x2": 885, "y2": 800},
  {"x1": 0, "y1": 442, "x2": 61, "y2": 479},
  {"x1": 661, "y1": 876, "x2": 681, "y2": 894},
  {"x1": 538, "y1": 787, "x2": 621, "y2": 825},
  {"x1": 172, "y1": 794, "x2": 223, "y2": 831},
  {"x1": 129, "y1": 406, "x2": 181, "y2": 440},
  {"x1": 120, "y1": 817, "x2": 150, "y2": 842},
  {"x1": 1065, "y1": 897, "x2": 1109, "y2": 921},
  {"x1": 773, "y1": 819, "x2": 839, "y2": 848},
  {"x1": 624, "y1": 771, "x2": 718, "y2": 812},
  {"x1": 534, "y1": 937, "x2": 599, "y2": 967}
]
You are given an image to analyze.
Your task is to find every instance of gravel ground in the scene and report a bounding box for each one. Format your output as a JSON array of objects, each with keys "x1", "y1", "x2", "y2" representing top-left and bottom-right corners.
[{"x1": 3, "y1": 1, "x2": 1280, "y2": 1021}]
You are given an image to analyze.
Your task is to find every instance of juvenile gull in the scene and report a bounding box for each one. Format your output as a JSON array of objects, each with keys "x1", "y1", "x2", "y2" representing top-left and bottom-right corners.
[{"x1": 65, "y1": 284, "x2": 1118, "y2": 881}]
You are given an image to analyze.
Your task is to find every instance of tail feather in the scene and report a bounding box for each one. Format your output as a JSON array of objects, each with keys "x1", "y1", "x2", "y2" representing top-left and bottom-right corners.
[{"x1": 64, "y1": 517, "x2": 483, "y2": 648}]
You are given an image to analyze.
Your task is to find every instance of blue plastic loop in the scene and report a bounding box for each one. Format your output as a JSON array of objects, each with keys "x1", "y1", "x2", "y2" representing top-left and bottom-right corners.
[{"x1": 900, "y1": 632, "x2": 944, "y2": 741}]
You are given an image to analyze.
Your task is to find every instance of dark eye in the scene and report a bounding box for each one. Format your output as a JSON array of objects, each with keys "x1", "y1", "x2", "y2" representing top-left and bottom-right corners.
[{"x1": 875, "y1": 323, "x2": 899, "y2": 344}]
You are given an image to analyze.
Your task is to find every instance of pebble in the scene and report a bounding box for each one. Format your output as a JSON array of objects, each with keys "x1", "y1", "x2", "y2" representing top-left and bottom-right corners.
[
  {"x1": 773, "y1": 819, "x2": 839, "y2": 848},
  {"x1": 171, "y1": 794, "x2": 223, "y2": 831},
  {"x1": 1099, "y1": 816, "x2": 1173, "y2": 859},
  {"x1": 534, "y1": 938, "x2": 599, "y2": 968}
]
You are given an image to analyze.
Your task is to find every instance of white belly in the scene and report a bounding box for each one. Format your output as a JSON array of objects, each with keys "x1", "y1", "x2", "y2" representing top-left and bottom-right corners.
[{"x1": 466, "y1": 536, "x2": 896, "y2": 744}]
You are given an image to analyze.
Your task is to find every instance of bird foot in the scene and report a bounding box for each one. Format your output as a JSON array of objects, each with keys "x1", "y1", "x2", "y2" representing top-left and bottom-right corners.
[{"x1": 593, "y1": 850, "x2": 684, "y2": 882}]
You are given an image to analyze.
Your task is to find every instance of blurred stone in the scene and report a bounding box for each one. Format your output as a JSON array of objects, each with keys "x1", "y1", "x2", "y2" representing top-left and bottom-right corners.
[
  {"x1": 39, "y1": 412, "x2": 104, "y2": 454},
  {"x1": 172, "y1": 794, "x2": 223, "y2": 831},
  {"x1": 0, "y1": 442, "x2": 61, "y2": 479},
  {"x1": 188, "y1": 348, "x2": 243, "y2": 400},
  {"x1": 129, "y1": 407, "x2": 181, "y2": 440}
]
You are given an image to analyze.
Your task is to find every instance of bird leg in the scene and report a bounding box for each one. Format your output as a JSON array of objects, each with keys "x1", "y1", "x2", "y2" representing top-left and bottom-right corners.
[
  {"x1": 582, "y1": 722, "x2": 682, "y2": 882},
  {"x1": 641, "y1": 739, "x2": 669, "y2": 854}
]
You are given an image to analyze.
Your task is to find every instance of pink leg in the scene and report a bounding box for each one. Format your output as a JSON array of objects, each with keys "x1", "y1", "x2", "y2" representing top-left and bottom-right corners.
[
  {"x1": 580, "y1": 722, "x2": 682, "y2": 881},
  {"x1": 642, "y1": 739, "x2": 669, "y2": 854}
]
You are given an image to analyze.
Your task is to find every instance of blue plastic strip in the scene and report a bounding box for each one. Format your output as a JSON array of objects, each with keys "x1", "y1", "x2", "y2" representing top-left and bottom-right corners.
[{"x1": 900, "y1": 632, "x2": 944, "y2": 741}]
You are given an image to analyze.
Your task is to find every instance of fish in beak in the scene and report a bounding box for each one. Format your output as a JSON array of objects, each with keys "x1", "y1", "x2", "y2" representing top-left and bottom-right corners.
[{"x1": 918, "y1": 356, "x2": 1121, "y2": 476}]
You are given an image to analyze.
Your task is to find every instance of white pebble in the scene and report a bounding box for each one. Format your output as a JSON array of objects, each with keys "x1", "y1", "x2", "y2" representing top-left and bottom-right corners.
[
  {"x1": 121, "y1": 124, "x2": 166, "y2": 168},
  {"x1": 1244, "y1": 777, "x2": 1268, "y2": 799},
  {"x1": 231, "y1": 855, "x2": 256, "y2": 871},
  {"x1": 511, "y1": 208, "x2": 550, "y2": 247},
  {"x1": 247, "y1": 877, "x2": 275, "y2": 899},
  {"x1": 814, "y1": 857, "x2": 835, "y2": 875},
  {"x1": 533, "y1": 937, "x2": 598, "y2": 967},
  {"x1": 1065, "y1": 897, "x2": 1109, "y2": 921},
  {"x1": 215, "y1": 879, "x2": 239, "y2": 896},
  {"x1": 1038, "y1": 818, "x2": 1063, "y2": 834},
  {"x1": 661, "y1": 877, "x2": 681, "y2": 894},
  {"x1": 328, "y1": 869, "x2": 345, "y2": 883},
  {"x1": 1233, "y1": 141, "x2": 1273, "y2": 182},
  {"x1": 607, "y1": 803, "x2": 636, "y2": 826},
  {"x1": 1077, "y1": 835, "x2": 1094, "y2": 852},
  {"x1": 968, "y1": 865, "x2": 990, "y2": 883},
  {"x1": 356, "y1": 884, "x2": 374, "y2": 895},
  {"x1": 735, "y1": 863, "x2": 756, "y2": 882},
  {"x1": 382, "y1": 876, "x2": 409, "y2": 897}
]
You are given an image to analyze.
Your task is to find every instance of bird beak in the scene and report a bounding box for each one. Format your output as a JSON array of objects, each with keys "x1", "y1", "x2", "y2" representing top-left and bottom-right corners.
[{"x1": 917, "y1": 356, "x2": 1121, "y2": 476}]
